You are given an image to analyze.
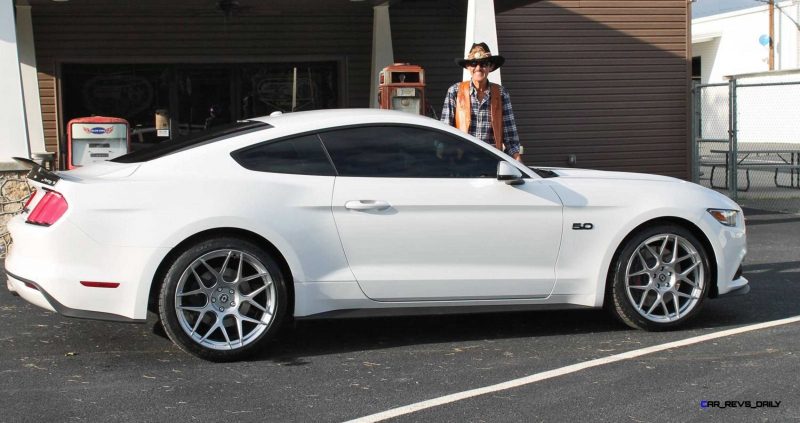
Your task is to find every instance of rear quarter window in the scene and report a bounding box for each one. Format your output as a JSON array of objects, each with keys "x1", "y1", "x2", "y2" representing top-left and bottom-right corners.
[{"x1": 231, "y1": 134, "x2": 335, "y2": 176}]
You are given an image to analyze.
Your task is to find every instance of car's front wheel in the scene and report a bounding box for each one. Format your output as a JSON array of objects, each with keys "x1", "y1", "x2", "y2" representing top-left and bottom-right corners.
[
  {"x1": 609, "y1": 225, "x2": 710, "y2": 331},
  {"x1": 158, "y1": 237, "x2": 287, "y2": 361}
]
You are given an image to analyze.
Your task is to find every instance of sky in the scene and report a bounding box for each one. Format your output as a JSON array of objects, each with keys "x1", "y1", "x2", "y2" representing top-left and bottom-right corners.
[{"x1": 692, "y1": 0, "x2": 767, "y2": 19}]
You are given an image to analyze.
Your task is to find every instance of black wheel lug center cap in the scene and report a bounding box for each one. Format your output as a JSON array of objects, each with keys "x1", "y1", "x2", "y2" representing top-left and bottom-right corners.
[{"x1": 211, "y1": 288, "x2": 237, "y2": 310}]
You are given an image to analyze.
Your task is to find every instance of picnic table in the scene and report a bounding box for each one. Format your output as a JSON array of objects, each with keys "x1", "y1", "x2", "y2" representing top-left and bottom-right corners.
[{"x1": 709, "y1": 148, "x2": 800, "y2": 191}]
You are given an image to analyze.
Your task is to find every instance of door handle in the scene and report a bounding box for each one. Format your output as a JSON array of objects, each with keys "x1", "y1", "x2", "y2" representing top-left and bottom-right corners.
[{"x1": 344, "y1": 200, "x2": 391, "y2": 211}]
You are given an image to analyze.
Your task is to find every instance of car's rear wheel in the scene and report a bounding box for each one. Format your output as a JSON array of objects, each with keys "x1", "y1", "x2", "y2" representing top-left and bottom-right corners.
[
  {"x1": 158, "y1": 237, "x2": 287, "y2": 361},
  {"x1": 609, "y1": 224, "x2": 710, "y2": 331}
]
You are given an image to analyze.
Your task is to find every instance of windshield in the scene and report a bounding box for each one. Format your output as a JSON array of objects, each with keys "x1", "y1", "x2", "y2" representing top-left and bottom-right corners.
[{"x1": 528, "y1": 167, "x2": 559, "y2": 178}]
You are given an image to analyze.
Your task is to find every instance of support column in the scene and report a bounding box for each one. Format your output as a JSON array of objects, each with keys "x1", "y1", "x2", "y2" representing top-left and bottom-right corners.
[
  {"x1": 369, "y1": 2, "x2": 394, "y2": 108},
  {"x1": 0, "y1": 0, "x2": 32, "y2": 163},
  {"x1": 16, "y1": 1, "x2": 47, "y2": 157},
  {"x1": 463, "y1": 0, "x2": 501, "y2": 84}
]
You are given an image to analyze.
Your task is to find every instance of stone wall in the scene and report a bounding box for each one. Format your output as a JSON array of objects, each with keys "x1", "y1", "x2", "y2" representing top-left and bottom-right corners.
[{"x1": 0, "y1": 170, "x2": 33, "y2": 257}]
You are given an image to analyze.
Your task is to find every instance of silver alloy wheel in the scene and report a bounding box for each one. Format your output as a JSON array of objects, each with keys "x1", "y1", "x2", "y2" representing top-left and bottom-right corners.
[
  {"x1": 174, "y1": 249, "x2": 276, "y2": 350},
  {"x1": 624, "y1": 233, "x2": 705, "y2": 323}
]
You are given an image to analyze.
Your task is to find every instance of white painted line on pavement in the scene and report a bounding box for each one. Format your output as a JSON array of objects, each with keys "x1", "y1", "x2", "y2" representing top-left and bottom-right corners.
[{"x1": 345, "y1": 315, "x2": 800, "y2": 423}]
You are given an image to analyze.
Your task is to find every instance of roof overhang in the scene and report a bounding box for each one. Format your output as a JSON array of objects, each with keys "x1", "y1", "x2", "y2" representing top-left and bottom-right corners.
[
  {"x1": 692, "y1": 32, "x2": 721, "y2": 44},
  {"x1": 21, "y1": 0, "x2": 541, "y2": 14}
]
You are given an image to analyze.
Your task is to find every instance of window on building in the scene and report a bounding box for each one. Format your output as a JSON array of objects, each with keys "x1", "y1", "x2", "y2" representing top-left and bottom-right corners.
[
  {"x1": 61, "y1": 64, "x2": 170, "y2": 145},
  {"x1": 692, "y1": 56, "x2": 702, "y2": 83},
  {"x1": 61, "y1": 61, "x2": 339, "y2": 148}
]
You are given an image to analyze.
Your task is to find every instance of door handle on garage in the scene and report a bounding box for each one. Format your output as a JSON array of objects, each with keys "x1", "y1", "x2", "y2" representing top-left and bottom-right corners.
[{"x1": 344, "y1": 200, "x2": 391, "y2": 211}]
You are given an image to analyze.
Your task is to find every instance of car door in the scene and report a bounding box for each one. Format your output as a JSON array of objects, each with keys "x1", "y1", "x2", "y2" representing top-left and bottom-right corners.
[
  {"x1": 322, "y1": 125, "x2": 563, "y2": 301},
  {"x1": 230, "y1": 133, "x2": 351, "y2": 285}
]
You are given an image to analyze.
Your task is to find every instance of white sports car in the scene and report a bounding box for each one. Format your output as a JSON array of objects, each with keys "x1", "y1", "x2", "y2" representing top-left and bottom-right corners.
[{"x1": 6, "y1": 109, "x2": 748, "y2": 361}]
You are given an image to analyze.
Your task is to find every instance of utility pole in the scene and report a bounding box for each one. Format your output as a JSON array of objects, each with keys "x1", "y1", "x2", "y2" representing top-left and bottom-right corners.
[{"x1": 769, "y1": 0, "x2": 774, "y2": 70}]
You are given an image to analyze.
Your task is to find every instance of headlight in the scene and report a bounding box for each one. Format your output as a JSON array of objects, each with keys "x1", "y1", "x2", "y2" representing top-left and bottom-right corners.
[{"x1": 707, "y1": 209, "x2": 739, "y2": 226}]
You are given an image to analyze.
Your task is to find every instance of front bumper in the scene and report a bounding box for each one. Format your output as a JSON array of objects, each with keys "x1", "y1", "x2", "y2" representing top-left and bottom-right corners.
[
  {"x1": 715, "y1": 265, "x2": 749, "y2": 297},
  {"x1": 698, "y1": 209, "x2": 748, "y2": 297},
  {"x1": 718, "y1": 280, "x2": 750, "y2": 297}
]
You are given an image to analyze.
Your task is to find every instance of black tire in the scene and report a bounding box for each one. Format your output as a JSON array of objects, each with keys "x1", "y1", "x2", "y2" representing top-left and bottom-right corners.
[
  {"x1": 609, "y1": 224, "x2": 710, "y2": 331},
  {"x1": 158, "y1": 237, "x2": 287, "y2": 361}
]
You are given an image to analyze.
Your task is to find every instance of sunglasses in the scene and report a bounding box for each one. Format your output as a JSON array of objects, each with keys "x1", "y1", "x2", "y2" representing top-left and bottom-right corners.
[{"x1": 466, "y1": 60, "x2": 492, "y2": 68}]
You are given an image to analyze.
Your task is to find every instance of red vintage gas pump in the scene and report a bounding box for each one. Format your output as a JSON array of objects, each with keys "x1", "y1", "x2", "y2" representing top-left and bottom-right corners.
[
  {"x1": 378, "y1": 63, "x2": 426, "y2": 115},
  {"x1": 66, "y1": 117, "x2": 130, "y2": 170}
]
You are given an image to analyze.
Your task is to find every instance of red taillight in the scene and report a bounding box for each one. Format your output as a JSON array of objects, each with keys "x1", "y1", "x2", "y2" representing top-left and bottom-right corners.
[
  {"x1": 22, "y1": 188, "x2": 36, "y2": 211},
  {"x1": 26, "y1": 190, "x2": 68, "y2": 226}
]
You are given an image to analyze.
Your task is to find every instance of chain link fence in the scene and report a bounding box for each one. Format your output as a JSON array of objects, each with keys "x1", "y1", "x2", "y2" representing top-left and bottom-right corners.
[{"x1": 693, "y1": 72, "x2": 800, "y2": 213}]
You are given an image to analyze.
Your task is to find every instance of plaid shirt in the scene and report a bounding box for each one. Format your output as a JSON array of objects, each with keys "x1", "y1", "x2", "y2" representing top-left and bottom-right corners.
[{"x1": 441, "y1": 82, "x2": 521, "y2": 156}]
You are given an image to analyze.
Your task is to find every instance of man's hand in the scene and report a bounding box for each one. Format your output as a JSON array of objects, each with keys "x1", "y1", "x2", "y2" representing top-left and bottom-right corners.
[{"x1": 513, "y1": 153, "x2": 522, "y2": 162}]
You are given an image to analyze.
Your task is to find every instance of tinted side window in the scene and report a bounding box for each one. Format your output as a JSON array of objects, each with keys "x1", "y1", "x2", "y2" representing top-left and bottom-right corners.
[
  {"x1": 232, "y1": 134, "x2": 335, "y2": 176},
  {"x1": 320, "y1": 126, "x2": 500, "y2": 178}
]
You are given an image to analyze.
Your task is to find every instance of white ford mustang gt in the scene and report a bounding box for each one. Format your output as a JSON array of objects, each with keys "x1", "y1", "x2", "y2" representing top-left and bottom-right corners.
[{"x1": 6, "y1": 109, "x2": 748, "y2": 361}]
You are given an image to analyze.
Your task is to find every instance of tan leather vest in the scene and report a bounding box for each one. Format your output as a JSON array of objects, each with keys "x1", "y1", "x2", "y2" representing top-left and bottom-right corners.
[{"x1": 454, "y1": 81, "x2": 504, "y2": 151}]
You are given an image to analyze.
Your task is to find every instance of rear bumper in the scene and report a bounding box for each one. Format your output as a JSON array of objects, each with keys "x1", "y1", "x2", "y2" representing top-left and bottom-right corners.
[
  {"x1": 7, "y1": 271, "x2": 144, "y2": 323},
  {"x1": 5, "y1": 214, "x2": 168, "y2": 321},
  {"x1": 6, "y1": 271, "x2": 55, "y2": 312}
]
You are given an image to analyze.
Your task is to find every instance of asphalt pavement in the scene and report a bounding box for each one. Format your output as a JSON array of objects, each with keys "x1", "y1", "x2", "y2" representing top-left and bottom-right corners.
[{"x1": 1, "y1": 208, "x2": 798, "y2": 422}]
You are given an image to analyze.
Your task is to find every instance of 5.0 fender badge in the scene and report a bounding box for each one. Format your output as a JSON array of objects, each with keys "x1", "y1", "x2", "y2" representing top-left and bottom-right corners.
[{"x1": 572, "y1": 223, "x2": 594, "y2": 230}]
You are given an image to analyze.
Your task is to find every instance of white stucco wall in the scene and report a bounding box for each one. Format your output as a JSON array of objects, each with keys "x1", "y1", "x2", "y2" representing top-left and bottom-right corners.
[
  {"x1": 16, "y1": 4, "x2": 46, "y2": 156},
  {"x1": 735, "y1": 71, "x2": 800, "y2": 144},
  {"x1": 694, "y1": 3, "x2": 800, "y2": 145},
  {"x1": 463, "y1": 0, "x2": 500, "y2": 84},
  {"x1": 693, "y1": 1, "x2": 800, "y2": 84},
  {"x1": 776, "y1": 1, "x2": 800, "y2": 70},
  {"x1": 0, "y1": 0, "x2": 31, "y2": 166}
]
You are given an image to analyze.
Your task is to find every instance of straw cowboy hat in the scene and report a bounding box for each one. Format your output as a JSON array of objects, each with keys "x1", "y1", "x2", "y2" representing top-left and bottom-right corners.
[{"x1": 456, "y1": 42, "x2": 505, "y2": 70}]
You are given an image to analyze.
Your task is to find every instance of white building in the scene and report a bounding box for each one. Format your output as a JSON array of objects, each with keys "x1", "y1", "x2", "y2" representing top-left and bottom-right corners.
[
  {"x1": 692, "y1": 0, "x2": 800, "y2": 83},
  {"x1": 693, "y1": 1, "x2": 800, "y2": 144}
]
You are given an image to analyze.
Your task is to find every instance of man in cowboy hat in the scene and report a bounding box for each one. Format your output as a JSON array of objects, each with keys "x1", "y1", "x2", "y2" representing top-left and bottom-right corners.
[{"x1": 441, "y1": 42, "x2": 521, "y2": 161}]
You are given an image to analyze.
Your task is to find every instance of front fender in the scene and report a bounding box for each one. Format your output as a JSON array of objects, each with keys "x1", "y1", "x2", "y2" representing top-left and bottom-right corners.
[{"x1": 549, "y1": 178, "x2": 743, "y2": 307}]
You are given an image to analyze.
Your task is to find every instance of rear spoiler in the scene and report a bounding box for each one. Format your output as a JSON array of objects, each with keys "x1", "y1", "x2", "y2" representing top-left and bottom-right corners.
[{"x1": 13, "y1": 157, "x2": 60, "y2": 187}]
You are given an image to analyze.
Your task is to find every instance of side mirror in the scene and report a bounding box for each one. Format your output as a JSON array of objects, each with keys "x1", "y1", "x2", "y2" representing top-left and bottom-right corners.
[{"x1": 497, "y1": 161, "x2": 524, "y2": 185}]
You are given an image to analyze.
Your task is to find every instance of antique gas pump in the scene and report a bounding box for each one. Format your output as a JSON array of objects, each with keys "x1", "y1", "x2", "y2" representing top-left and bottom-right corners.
[
  {"x1": 378, "y1": 63, "x2": 426, "y2": 114},
  {"x1": 66, "y1": 116, "x2": 130, "y2": 170}
]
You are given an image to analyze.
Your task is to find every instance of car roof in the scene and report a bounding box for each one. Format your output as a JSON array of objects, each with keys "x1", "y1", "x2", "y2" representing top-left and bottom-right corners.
[
  {"x1": 115, "y1": 109, "x2": 472, "y2": 165},
  {"x1": 249, "y1": 108, "x2": 448, "y2": 132}
]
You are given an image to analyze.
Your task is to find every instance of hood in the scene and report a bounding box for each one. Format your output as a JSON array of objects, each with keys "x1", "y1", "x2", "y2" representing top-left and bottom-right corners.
[{"x1": 546, "y1": 167, "x2": 682, "y2": 183}]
